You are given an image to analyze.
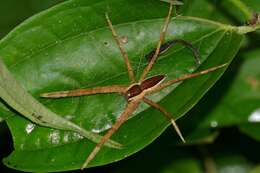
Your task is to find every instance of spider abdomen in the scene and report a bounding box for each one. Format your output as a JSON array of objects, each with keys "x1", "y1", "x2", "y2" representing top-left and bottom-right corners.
[{"x1": 140, "y1": 75, "x2": 165, "y2": 90}]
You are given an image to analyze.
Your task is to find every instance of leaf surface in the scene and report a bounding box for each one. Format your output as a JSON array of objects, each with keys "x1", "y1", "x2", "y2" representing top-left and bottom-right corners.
[
  {"x1": 0, "y1": 0, "x2": 245, "y2": 171},
  {"x1": 196, "y1": 49, "x2": 260, "y2": 129}
]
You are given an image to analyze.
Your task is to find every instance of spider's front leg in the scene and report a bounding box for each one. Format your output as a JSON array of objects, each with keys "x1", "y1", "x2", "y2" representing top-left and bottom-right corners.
[
  {"x1": 140, "y1": 3, "x2": 173, "y2": 81},
  {"x1": 148, "y1": 63, "x2": 228, "y2": 94},
  {"x1": 41, "y1": 85, "x2": 127, "y2": 98}
]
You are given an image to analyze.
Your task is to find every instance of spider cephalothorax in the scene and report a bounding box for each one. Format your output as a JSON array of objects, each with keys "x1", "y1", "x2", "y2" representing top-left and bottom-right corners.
[{"x1": 125, "y1": 75, "x2": 165, "y2": 101}]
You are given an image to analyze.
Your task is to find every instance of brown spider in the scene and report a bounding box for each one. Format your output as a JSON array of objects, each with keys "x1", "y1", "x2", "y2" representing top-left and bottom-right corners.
[{"x1": 41, "y1": 2, "x2": 227, "y2": 169}]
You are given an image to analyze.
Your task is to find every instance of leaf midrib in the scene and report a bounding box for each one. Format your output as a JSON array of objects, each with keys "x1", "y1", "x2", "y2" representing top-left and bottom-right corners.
[{"x1": 7, "y1": 17, "x2": 228, "y2": 70}]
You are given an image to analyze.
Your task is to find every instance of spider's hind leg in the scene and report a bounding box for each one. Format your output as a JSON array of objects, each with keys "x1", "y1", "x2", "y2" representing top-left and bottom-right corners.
[
  {"x1": 143, "y1": 97, "x2": 185, "y2": 143},
  {"x1": 81, "y1": 100, "x2": 141, "y2": 169}
]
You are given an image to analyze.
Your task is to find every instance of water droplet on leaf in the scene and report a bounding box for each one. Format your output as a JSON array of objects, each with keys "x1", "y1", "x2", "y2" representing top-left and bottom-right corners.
[
  {"x1": 48, "y1": 130, "x2": 61, "y2": 145},
  {"x1": 210, "y1": 121, "x2": 218, "y2": 128},
  {"x1": 25, "y1": 123, "x2": 35, "y2": 134},
  {"x1": 248, "y1": 108, "x2": 260, "y2": 122}
]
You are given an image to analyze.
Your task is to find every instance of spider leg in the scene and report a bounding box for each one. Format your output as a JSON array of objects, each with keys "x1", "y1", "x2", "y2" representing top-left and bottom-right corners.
[
  {"x1": 105, "y1": 13, "x2": 135, "y2": 83},
  {"x1": 145, "y1": 39, "x2": 201, "y2": 65},
  {"x1": 148, "y1": 63, "x2": 227, "y2": 95},
  {"x1": 142, "y1": 97, "x2": 185, "y2": 143},
  {"x1": 139, "y1": 2, "x2": 173, "y2": 81},
  {"x1": 81, "y1": 100, "x2": 141, "y2": 170},
  {"x1": 41, "y1": 85, "x2": 127, "y2": 98}
]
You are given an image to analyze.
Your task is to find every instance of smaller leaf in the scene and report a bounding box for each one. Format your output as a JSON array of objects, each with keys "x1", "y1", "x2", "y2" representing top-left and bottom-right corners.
[
  {"x1": 0, "y1": 101, "x2": 14, "y2": 122},
  {"x1": 0, "y1": 58, "x2": 120, "y2": 148}
]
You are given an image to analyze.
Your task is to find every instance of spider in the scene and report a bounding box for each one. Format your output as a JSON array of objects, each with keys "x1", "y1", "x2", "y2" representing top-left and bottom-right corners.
[{"x1": 41, "y1": 2, "x2": 227, "y2": 169}]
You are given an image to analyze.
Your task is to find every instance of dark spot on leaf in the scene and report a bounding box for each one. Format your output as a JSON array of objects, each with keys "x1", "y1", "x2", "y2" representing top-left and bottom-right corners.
[
  {"x1": 104, "y1": 41, "x2": 109, "y2": 46},
  {"x1": 145, "y1": 39, "x2": 201, "y2": 65}
]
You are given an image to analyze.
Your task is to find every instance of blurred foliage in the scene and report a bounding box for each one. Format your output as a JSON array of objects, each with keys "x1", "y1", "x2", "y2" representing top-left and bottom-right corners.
[
  {"x1": 112, "y1": 128, "x2": 259, "y2": 173},
  {"x1": 0, "y1": 0, "x2": 259, "y2": 172},
  {"x1": 0, "y1": 0, "x2": 66, "y2": 38}
]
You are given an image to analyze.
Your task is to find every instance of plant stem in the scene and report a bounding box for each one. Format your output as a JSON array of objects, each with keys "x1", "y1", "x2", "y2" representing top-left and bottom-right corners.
[
  {"x1": 236, "y1": 25, "x2": 260, "y2": 34},
  {"x1": 228, "y1": 0, "x2": 252, "y2": 20},
  {"x1": 198, "y1": 146, "x2": 217, "y2": 173}
]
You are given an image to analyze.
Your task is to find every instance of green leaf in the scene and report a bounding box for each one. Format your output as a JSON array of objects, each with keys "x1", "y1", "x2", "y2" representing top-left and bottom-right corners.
[
  {"x1": 240, "y1": 123, "x2": 260, "y2": 141},
  {"x1": 183, "y1": 128, "x2": 219, "y2": 145},
  {"x1": 197, "y1": 49, "x2": 260, "y2": 129},
  {"x1": 218, "y1": 0, "x2": 260, "y2": 23},
  {"x1": 0, "y1": 0, "x2": 245, "y2": 171},
  {"x1": 0, "y1": 58, "x2": 120, "y2": 149},
  {"x1": 0, "y1": 0, "x2": 66, "y2": 39},
  {"x1": 112, "y1": 127, "x2": 255, "y2": 173},
  {"x1": 155, "y1": 0, "x2": 234, "y2": 144},
  {"x1": 244, "y1": 0, "x2": 260, "y2": 11},
  {"x1": 168, "y1": 108, "x2": 220, "y2": 145},
  {"x1": 0, "y1": 0, "x2": 67, "y2": 123},
  {"x1": 0, "y1": 101, "x2": 13, "y2": 123},
  {"x1": 181, "y1": 0, "x2": 232, "y2": 23},
  {"x1": 250, "y1": 165, "x2": 260, "y2": 173}
]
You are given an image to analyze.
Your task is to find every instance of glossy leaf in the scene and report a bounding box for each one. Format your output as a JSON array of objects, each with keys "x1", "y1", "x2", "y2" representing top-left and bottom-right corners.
[
  {"x1": 0, "y1": 0, "x2": 66, "y2": 124},
  {"x1": 154, "y1": 0, "x2": 233, "y2": 144},
  {"x1": 0, "y1": 0, "x2": 66, "y2": 39},
  {"x1": 0, "y1": 0, "x2": 246, "y2": 171},
  {"x1": 0, "y1": 58, "x2": 120, "y2": 149}
]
